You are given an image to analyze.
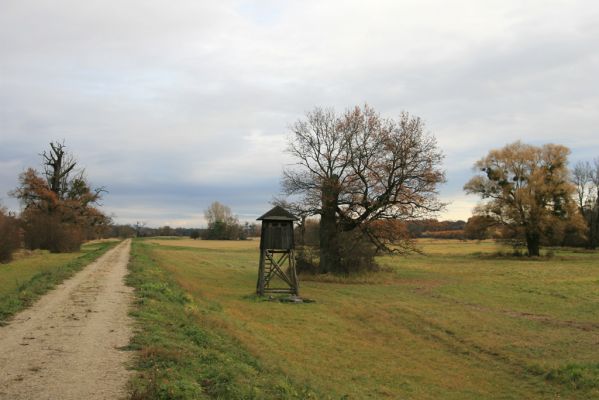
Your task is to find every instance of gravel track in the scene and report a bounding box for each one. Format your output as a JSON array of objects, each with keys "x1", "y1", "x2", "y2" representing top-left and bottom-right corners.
[{"x1": 0, "y1": 239, "x2": 134, "y2": 400}]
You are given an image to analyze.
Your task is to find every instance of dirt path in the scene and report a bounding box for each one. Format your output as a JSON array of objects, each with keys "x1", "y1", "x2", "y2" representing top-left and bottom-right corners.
[{"x1": 0, "y1": 239, "x2": 134, "y2": 400}]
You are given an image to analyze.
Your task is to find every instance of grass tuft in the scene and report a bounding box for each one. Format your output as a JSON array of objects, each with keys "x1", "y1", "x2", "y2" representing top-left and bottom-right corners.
[{"x1": 546, "y1": 363, "x2": 599, "y2": 390}]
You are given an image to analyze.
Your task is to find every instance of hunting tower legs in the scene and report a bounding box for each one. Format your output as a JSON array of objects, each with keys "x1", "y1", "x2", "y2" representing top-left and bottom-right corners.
[{"x1": 256, "y1": 249, "x2": 299, "y2": 296}]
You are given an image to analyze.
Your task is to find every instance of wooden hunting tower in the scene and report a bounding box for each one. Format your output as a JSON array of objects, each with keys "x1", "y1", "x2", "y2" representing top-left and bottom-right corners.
[{"x1": 256, "y1": 206, "x2": 299, "y2": 296}]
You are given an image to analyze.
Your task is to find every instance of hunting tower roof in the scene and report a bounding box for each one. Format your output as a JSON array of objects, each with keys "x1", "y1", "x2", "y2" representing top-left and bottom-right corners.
[{"x1": 256, "y1": 205, "x2": 298, "y2": 221}]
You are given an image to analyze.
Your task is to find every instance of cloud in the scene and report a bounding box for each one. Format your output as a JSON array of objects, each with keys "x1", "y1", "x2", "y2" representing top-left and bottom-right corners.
[{"x1": 1, "y1": 0, "x2": 598, "y2": 226}]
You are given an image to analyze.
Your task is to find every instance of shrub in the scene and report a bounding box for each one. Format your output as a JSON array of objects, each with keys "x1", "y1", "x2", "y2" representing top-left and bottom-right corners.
[
  {"x1": 202, "y1": 221, "x2": 245, "y2": 240},
  {"x1": 0, "y1": 208, "x2": 21, "y2": 263},
  {"x1": 337, "y1": 229, "x2": 379, "y2": 274},
  {"x1": 22, "y1": 213, "x2": 83, "y2": 253},
  {"x1": 296, "y1": 228, "x2": 379, "y2": 275}
]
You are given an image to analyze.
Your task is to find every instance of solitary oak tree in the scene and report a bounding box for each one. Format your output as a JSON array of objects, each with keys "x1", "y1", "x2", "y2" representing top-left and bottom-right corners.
[
  {"x1": 11, "y1": 141, "x2": 109, "y2": 252},
  {"x1": 464, "y1": 141, "x2": 583, "y2": 256},
  {"x1": 282, "y1": 105, "x2": 445, "y2": 274}
]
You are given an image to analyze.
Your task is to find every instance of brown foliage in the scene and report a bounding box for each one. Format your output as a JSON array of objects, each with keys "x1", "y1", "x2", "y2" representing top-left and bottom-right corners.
[
  {"x1": 365, "y1": 219, "x2": 420, "y2": 253},
  {"x1": 0, "y1": 207, "x2": 22, "y2": 263},
  {"x1": 405, "y1": 219, "x2": 466, "y2": 238},
  {"x1": 464, "y1": 215, "x2": 496, "y2": 240},
  {"x1": 423, "y1": 230, "x2": 465, "y2": 240},
  {"x1": 10, "y1": 142, "x2": 109, "y2": 252},
  {"x1": 22, "y1": 212, "x2": 83, "y2": 253}
]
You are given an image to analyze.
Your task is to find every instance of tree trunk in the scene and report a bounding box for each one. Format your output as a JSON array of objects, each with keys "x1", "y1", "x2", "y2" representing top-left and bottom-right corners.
[
  {"x1": 589, "y1": 208, "x2": 598, "y2": 250},
  {"x1": 299, "y1": 216, "x2": 306, "y2": 246},
  {"x1": 525, "y1": 231, "x2": 540, "y2": 256},
  {"x1": 319, "y1": 175, "x2": 341, "y2": 273}
]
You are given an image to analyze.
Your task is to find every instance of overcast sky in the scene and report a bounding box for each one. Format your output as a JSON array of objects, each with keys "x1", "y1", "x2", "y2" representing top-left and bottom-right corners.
[{"x1": 1, "y1": 0, "x2": 598, "y2": 227}]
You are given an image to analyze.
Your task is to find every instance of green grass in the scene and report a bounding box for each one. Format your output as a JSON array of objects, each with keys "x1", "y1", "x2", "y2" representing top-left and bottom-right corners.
[
  {"x1": 128, "y1": 238, "x2": 599, "y2": 399},
  {"x1": 0, "y1": 240, "x2": 119, "y2": 322},
  {"x1": 126, "y1": 240, "x2": 320, "y2": 400}
]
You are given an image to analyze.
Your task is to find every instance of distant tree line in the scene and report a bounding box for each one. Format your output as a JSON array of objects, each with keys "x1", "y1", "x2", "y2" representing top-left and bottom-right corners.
[
  {"x1": 105, "y1": 223, "x2": 260, "y2": 240},
  {"x1": 405, "y1": 219, "x2": 466, "y2": 239},
  {"x1": 103, "y1": 202, "x2": 261, "y2": 241},
  {"x1": 105, "y1": 224, "x2": 199, "y2": 238}
]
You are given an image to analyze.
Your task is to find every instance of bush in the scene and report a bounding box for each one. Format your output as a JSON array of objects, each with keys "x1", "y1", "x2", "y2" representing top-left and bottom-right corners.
[
  {"x1": 337, "y1": 229, "x2": 379, "y2": 274},
  {"x1": 296, "y1": 228, "x2": 379, "y2": 275},
  {"x1": 202, "y1": 221, "x2": 245, "y2": 240},
  {"x1": 0, "y1": 209, "x2": 21, "y2": 263},
  {"x1": 23, "y1": 213, "x2": 83, "y2": 253}
]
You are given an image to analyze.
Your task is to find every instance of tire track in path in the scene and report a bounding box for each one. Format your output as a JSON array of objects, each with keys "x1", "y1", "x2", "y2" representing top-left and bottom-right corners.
[{"x1": 0, "y1": 239, "x2": 133, "y2": 400}]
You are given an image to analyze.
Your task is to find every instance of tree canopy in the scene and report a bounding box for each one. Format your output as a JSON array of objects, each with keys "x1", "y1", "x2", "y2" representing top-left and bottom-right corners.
[
  {"x1": 11, "y1": 141, "x2": 109, "y2": 252},
  {"x1": 464, "y1": 141, "x2": 584, "y2": 256},
  {"x1": 283, "y1": 104, "x2": 445, "y2": 273}
]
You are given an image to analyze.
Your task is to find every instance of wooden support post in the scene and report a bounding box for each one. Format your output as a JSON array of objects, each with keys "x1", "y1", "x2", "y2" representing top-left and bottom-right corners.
[{"x1": 257, "y1": 250, "x2": 266, "y2": 296}]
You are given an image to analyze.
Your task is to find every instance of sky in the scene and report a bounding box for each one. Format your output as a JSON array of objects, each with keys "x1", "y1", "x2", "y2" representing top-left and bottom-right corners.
[{"x1": 1, "y1": 0, "x2": 598, "y2": 227}]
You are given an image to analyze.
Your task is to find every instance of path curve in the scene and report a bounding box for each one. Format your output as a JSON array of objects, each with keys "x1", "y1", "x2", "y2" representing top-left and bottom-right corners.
[{"x1": 0, "y1": 239, "x2": 134, "y2": 400}]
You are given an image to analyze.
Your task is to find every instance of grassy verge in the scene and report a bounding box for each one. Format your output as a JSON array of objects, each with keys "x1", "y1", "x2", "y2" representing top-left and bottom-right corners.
[
  {"x1": 126, "y1": 239, "x2": 320, "y2": 400},
  {"x1": 0, "y1": 240, "x2": 119, "y2": 322}
]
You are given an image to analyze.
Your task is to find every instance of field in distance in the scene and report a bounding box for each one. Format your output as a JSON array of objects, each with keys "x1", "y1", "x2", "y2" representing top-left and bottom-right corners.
[{"x1": 130, "y1": 237, "x2": 599, "y2": 399}]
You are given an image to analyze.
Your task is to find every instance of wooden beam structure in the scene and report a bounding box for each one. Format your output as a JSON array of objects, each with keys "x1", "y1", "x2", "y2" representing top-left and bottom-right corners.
[{"x1": 256, "y1": 206, "x2": 299, "y2": 296}]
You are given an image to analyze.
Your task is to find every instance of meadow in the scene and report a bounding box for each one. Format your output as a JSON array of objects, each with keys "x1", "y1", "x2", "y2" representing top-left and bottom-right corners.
[
  {"x1": 0, "y1": 240, "x2": 119, "y2": 322},
  {"x1": 127, "y1": 237, "x2": 599, "y2": 399}
]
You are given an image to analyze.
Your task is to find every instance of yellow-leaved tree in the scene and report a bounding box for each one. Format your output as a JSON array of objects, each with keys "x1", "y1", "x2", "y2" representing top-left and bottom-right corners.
[{"x1": 464, "y1": 141, "x2": 585, "y2": 256}]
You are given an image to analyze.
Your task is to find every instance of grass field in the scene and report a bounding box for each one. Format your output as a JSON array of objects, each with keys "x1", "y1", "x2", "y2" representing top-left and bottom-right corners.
[
  {"x1": 0, "y1": 240, "x2": 119, "y2": 322},
  {"x1": 128, "y1": 238, "x2": 599, "y2": 399}
]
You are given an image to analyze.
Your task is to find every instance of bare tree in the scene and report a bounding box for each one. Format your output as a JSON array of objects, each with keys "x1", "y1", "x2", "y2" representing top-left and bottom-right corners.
[
  {"x1": 41, "y1": 141, "x2": 77, "y2": 198},
  {"x1": 572, "y1": 159, "x2": 599, "y2": 248},
  {"x1": 282, "y1": 104, "x2": 445, "y2": 273},
  {"x1": 203, "y1": 201, "x2": 243, "y2": 240},
  {"x1": 204, "y1": 201, "x2": 237, "y2": 226},
  {"x1": 134, "y1": 221, "x2": 147, "y2": 237}
]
